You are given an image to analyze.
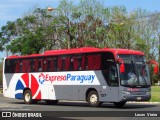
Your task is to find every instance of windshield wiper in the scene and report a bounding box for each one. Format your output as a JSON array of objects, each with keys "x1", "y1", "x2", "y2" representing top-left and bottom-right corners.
[
  {"x1": 141, "y1": 74, "x2": 147, "y2": 85},
  {"x1": 140, "y1": 64, "x2": 148, "y2": 85},
  {"x1": 131, "y1": 60, "x2": 138, "y2": 85}
]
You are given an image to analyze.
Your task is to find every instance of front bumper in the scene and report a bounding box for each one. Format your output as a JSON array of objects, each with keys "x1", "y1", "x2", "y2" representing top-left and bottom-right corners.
[{"x1": 120, "y1": 94, "x2": 151, "y2": 102}]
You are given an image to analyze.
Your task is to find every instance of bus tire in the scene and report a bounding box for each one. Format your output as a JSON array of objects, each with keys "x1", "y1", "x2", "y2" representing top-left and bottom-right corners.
[
  {"x1": 45, "y1": 100, "x2": 58, "y2": 105},
  {"x1": 23, "y1": 90, "x2": 36, "y2": 104},
  {"x1": 113, "y1": 101, "x2": 126, "y2": 108},
  {"x1": 87, "y1": 91, "x2": 101, "y2": 107}
]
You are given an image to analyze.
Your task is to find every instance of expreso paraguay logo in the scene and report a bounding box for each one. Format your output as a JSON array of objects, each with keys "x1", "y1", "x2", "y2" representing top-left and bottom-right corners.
[{"x1": 38, "y1": 73, "x2": 95, "y2": 84}]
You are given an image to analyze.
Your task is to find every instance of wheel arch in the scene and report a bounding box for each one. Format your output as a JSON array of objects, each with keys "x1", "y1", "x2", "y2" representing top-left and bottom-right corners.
[
  {"x1": 85, "y1": 88, "x2": 98, "y2": 101},
  {"x1": 23, "y1": 88, "x2": 38, "y2": 104},
  {"x1": 23, "y1": 88, "x2": 31, "y2": 95}
]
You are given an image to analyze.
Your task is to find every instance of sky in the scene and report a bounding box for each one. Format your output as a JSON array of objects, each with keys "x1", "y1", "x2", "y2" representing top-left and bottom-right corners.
[{"x1": 0, "y1": 0, "x2": 160, "y2": 60}]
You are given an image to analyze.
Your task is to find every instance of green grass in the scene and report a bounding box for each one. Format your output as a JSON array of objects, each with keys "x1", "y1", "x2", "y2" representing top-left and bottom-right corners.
[{"x1": 150, "y1": 86, "x2": 160, "y2": 102}]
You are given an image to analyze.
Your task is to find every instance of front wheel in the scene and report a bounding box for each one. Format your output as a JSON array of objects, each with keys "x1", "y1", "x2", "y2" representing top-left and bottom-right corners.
[
  {"x1": 87, "y1": 91, "x2": 101, "y2": 107},
  {"x1": 113, "y1": 101, "x2": 126, "y2": 108}
]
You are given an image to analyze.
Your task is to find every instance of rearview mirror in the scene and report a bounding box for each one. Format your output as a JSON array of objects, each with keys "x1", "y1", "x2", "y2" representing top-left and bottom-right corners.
[
  {"x1": 117, "y1": 58, "x2": 125, "y2": 73},
  {"x1": 148, "y1": 60, "x2": 159, "y2": 74},
  {"x1": 120, "y1": 63, "x2": 125, "y2": 73},
  {"x1": 154, "y1": 65, "x2": 159, "y2": 74}
]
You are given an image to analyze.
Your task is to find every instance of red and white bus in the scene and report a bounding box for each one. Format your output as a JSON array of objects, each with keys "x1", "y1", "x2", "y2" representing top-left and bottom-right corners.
[{"x1": 3, "y1": 47, "x2": 158, "y2": 107}]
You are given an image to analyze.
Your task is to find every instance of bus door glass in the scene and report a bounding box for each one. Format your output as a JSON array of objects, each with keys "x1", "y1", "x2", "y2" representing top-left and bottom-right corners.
[{"x1": 102, "y1": 53, "x2": 119, "y2": 102}]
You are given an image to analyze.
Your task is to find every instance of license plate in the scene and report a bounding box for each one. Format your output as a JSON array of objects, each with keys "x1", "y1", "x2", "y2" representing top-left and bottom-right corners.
[{"x1": 137, "y1": 97, "x2": 142, "y2": 100}]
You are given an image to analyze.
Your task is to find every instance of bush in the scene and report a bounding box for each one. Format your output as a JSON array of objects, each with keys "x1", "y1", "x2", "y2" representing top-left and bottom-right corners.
[
  {"x1": 0, "y1": 62, "x2": 2, "y2": 84},
  {"x1": 0, "y1": 72, "x2": 2, "y2": 85}
]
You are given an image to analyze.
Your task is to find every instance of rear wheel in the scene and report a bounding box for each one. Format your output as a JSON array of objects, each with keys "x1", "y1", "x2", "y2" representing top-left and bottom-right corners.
[
  {"x1": 45, "y1": 100, "x2": 58, "y2": 105},
  {"x1": 87, "y1": 91, "x2": 101, "y2": 107},
  {"x1": 113, "y1": 101, "x2": 126, "y2": 108},
  {"x1": 23, "y1": 90, "x2": 37, "y2": 104}
]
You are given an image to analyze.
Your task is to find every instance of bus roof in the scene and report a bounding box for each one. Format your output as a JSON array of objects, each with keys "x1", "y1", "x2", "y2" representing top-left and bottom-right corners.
[
  {"x1": 6, "y1": 47, "x2": 144, "y2": 59},
  {"x1": 103, "y1": 48, "x2": 144, "y2": 55}
]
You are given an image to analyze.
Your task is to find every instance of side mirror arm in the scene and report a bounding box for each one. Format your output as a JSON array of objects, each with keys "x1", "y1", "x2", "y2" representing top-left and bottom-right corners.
[{"x1": 148, "y1": 60, "x2": 159, "y2": 74}]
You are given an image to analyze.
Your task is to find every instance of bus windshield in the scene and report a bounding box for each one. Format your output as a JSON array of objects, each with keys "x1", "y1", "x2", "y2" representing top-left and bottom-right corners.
[{"x1": 117, "y1": 54, "x2": 151, "y2": 87}]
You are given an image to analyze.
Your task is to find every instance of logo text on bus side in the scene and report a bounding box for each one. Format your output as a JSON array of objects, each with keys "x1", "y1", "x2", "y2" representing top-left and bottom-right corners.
[{"x1": 38, "y1": 73, "x2": 95, "y2": 84}]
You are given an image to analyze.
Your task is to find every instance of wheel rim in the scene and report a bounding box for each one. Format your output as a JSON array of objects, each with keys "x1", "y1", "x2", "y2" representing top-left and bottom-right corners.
[
  {"x1": 25, "y1": 93, "x2": 31, "y2": 102},
  {"x1": 90, "y1": 94, "x2": 97, "y2": 104}
]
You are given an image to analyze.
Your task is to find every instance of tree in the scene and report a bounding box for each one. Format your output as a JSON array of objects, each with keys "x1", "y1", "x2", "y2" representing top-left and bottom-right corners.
[
  {"x1": 0, "y1": 0, "x2": 159, "y2": 59},
  {"x1": 0, "y1": 8, "x2": 61, "y2": 55},
  {"x1": 55, "y1": 0, "x2": 110, "y2": 48}
]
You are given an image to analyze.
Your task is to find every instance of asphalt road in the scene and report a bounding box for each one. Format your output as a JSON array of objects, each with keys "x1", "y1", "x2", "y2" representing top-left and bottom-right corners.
[{"x1": 0, "y1": 94, "x2": 160, "y2": 120}]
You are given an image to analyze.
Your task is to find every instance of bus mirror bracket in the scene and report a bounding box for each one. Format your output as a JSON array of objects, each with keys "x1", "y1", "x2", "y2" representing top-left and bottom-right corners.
[
  {"x1": 148, "y1": 60, "x2": 159, "y2": 74},
  {"x1": 117, "y1": 58, "x2": 125, "y2": 73}
]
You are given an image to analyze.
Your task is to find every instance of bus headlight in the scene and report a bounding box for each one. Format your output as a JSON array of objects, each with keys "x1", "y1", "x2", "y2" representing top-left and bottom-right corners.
[
  {"x1": 121, "y1": 91, "x2": 131, "y2": 95},
  {"x1": 146, "y1": 91, "x2": 151, "y2": 94}
]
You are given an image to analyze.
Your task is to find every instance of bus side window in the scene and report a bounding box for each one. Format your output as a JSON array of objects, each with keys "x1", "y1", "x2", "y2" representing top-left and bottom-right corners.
[
  {"x1": 43, "y1": 57, "x2": 48, "y2": 72},
  {"x1": 15, "y1": 60, "x2": 20, "y2": 73},
  {"x1": 35, "y1": 59, "x2": 38, "y2": 72},
  {"x1": 22, "y1": 59, "x2": 30, "y2": 73},
  {"x1": 30, "y1": 59, "x2": 34, "y2": 72},
  {"x1": 44, "y1": 57, "x2": 52, "y2": 72},
  {"x1": 22, "y1": 60, "x2": 25, "y2": 72},
  {"x1": 11, "y1": 60, "x2": 14, "y2": 73},
  {"x1": 87, "y1": 55, "x2": 93, "y2": 70},
  {"x1": 77, "y1": 56, "x2": 82, "y2": 70},
  {"x1": 61, "y1": 56, "x2": 66, "y2": 71},
  {"x1": 81, "y1": 55, "x2": 85, "y2": 70},
  {"x1": 49, "y1": 57, "x2": 54, "y2": 72},
  {"x1": 26, "y1": 60, "x2": 30, "y2": 72},
  {"x1": 58, "y1": 57, "x2": 62, "y2": 71},
  {"x1": 73, "y1": 56, "x2": 78, "y2": 71},
  {"x1": 68, "y1": 55, "x2": 83, "y2": 71},
  {"x1": 30, "y1": 59, "x2": 38, "y2": 72},
  {"x1": 69, "y1": 55, "x2": 79, "y2": 71},
  {"x1": 70, "y1": 56, "x2": 74, "y2": 71},
  {"x1": 65, "y1": 56, "x2": 70, "y2": 71},
  {"x1": 94, "y1": 55, "x2": 101, "y2": 69},
  {"x1": 38, "y1": 58, "x2": 43, "y2": 72},
  {"x1": 5, "y1": 59, "x2": 10, "y2": 73},
  {"x1": 87, "y1": 54, "x2": 101, "y2": 70}
]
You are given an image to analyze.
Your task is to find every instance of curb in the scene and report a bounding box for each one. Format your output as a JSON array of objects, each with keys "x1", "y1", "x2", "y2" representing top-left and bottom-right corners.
[
  {"x1": 127, "y1": 102, "x2": 160, "y2": 104},
  {"x1": 60, "y1": 100, "x2": 160, "y2": 104}
]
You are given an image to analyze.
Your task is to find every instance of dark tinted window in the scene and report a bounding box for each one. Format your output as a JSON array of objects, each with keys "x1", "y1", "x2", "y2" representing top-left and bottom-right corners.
[
  {"x1": 102, "y1": 52, "x2": 118, "y2": 86},
  {"x1": 5, "y1": 53, "x2": 103, "y2": 73}
]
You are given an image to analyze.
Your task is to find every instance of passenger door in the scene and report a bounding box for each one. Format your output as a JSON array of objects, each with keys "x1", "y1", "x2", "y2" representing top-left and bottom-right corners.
[{"x1": 102, "y1": 61, "x2": 119, "y2": 102}]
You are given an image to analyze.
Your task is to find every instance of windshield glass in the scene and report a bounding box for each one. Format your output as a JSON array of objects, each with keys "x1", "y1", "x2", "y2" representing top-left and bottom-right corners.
[{"x1": 117, "y1": 54, "x2": 151, "y2": 87}]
